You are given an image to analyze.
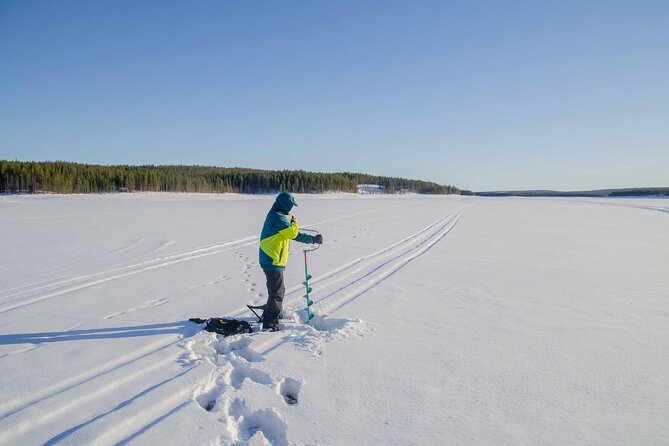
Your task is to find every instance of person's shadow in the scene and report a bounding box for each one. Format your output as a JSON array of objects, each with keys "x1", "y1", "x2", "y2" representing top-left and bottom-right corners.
[{"x1": 0, "y1": 321, "x2": 199, "y2": 345}]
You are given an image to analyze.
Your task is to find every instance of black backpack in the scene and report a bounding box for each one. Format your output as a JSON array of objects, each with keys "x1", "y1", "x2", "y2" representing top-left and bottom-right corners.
[
  {"x1": 206, "y1": 318, "x2": 253, "y2": 336},
  {"x1": 189, "y1": 318, "x2": 252, "y2": 336}
]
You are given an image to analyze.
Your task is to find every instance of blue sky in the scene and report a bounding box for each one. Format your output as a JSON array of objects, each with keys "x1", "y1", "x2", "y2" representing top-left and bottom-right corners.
[{"x1": 1, "y1": 1, "x2": 667, "y2": 191}]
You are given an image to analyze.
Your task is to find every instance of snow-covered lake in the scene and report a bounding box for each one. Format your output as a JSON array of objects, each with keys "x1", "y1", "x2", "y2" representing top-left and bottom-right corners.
[{"x1": 1, "y1": 193, "x2": 667, "y2": 445}]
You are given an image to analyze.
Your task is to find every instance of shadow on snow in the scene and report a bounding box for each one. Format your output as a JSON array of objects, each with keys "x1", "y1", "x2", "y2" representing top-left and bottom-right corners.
[{"x1": 0, "y1": 321, "x2": 199, "y2": 345}]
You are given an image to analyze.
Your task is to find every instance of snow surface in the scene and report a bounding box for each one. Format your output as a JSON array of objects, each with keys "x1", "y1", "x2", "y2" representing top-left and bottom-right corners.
[{"x1": 0, "y1": 193, "x2": 667, "y2": 445}]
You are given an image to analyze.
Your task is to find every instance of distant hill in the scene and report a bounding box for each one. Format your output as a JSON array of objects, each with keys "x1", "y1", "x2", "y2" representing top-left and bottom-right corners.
[
  {"x1": 0, "y1": 160, "x2": 459, "y2": 195},
  {"x1": 475, "y1": 188, "x2": 669, "y2": 197}
]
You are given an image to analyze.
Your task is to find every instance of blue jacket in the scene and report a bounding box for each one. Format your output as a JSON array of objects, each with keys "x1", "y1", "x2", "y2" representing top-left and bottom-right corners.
[{"x1": 259, "y1": 192, "x2": 314, "y2": 271}]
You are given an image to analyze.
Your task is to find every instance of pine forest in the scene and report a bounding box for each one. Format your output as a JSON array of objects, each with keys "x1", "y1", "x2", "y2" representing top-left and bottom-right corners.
[{"x1": 0, "y1": 161, "x2": 460, "y2": 195}]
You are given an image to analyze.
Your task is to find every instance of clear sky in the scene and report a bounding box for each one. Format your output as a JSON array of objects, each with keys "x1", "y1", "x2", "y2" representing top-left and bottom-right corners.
[{"x1": 1, "y1": 1, "x2": 667, "y2": 191}]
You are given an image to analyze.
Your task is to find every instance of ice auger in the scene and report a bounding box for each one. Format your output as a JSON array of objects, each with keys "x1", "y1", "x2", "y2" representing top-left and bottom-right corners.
[{"x1": 301, "y1": 229, "x2": 321, "y2": 325}]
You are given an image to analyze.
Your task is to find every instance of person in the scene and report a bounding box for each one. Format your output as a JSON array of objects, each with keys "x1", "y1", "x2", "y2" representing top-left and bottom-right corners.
[{"x1": 258, "y1": 192, "x2": 323, "y2": 331}]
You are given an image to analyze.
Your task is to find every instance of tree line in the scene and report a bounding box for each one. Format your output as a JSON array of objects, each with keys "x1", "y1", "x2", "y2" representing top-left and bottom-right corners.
[
  {"x1": 608, "y1": 188, "x2": 669, "y2": 197},
  {"x1": 476, "y1": 187, "x2": 669, "y2": 197},
  {"x1": 0, "y1": 161, "x2": 460, "y2": 195}
]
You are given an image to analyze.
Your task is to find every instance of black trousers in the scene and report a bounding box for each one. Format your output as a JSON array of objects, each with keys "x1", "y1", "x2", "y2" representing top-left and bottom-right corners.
[{"x1": 263, "y1": 270, "x2": 285, "y2": 326}]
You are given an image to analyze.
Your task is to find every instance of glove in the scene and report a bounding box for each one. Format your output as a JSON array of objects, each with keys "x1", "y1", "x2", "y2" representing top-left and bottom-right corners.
[{"x1": 313, "y1": 234, "x2": 323, "y2": 244}]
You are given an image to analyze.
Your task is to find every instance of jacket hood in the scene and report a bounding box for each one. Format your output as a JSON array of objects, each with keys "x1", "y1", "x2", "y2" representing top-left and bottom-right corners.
[{"x1": 273, "y1": 192, "x2": 298, "y2": 214}]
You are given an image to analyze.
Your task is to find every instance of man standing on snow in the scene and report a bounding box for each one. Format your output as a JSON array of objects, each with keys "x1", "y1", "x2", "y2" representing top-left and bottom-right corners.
[{"x1": 258, "y1": 192, "x2": 323, "y2": 331}]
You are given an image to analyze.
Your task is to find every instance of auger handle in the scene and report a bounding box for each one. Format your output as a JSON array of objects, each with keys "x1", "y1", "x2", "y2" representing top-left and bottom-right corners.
[{"x1": 300, "y1": 228, "x2": 322, "y2": 253}]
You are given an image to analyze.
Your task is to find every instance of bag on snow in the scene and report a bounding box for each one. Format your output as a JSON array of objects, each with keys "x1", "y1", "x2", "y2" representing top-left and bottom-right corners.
[
  {"x1": 190, "y1": 318, "x2": 252, "y2": 336},
  {"x1": 206, "y1": 318, "x2": 252, "y2": 336}
]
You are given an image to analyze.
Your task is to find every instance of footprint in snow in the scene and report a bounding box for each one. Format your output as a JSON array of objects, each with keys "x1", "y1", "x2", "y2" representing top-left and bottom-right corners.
[
  {"x1": 279, "y1": 377, "x2": 302, "y2": 406},
  {"x1": 187, "y1": 334, "x2": 292, "y2": 445},
  {"x1": 185, "y1": 309, "x2": 368, "y2": 444}
]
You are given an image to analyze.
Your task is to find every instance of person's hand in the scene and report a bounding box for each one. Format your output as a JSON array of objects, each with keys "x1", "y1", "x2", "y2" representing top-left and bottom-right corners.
[{"x1": 313, "y1": 234, "x2": 323, "y2": 244}]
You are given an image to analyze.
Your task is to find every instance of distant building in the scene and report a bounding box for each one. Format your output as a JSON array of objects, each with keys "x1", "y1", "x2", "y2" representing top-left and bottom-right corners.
[{"x1": 357, "y1": 184, "x2": 386, "y2": 194}]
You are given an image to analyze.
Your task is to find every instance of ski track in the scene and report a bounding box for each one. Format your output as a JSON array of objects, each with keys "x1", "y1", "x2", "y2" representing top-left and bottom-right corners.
[
  {"x1": 111, "y1": 237, "x2": 146, "y2": 255},
  {"x1": 0, "y1": 335, "x2": 183, "y2": 423},
  {"x1": 0, "y1": 353, "x2": 190, "y2": 445},
  {"x1": 2, "y1": 204, "x2": 465, "y2": 445},
  {"x1": 575, "y1": 199, "x2": 669, "y2": 215},
  {"x1": 0, "y1": 236, "x2": 259, "y2": 314},
  {"x1": 318, "y1": 210, "x2": 464, "y2": 314},
  {"x1": 103, "y1": 298, "x2": 169, "y2": 320}
]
